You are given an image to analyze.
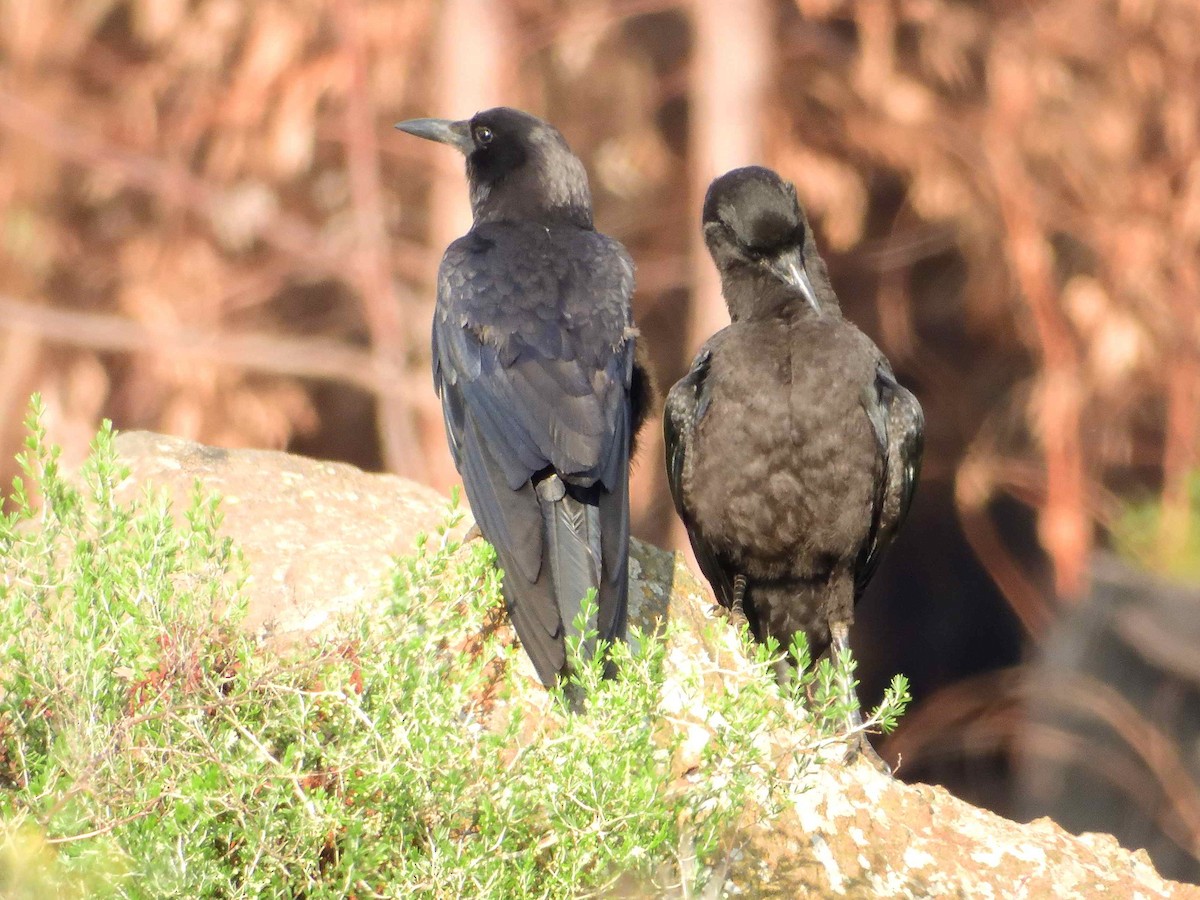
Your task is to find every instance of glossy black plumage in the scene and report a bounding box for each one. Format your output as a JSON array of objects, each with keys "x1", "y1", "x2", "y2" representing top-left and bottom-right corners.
[
  {"x1": 665, "y1": 166, "x2": 923, "y2": 669},
  {"x1": 396, "y1": 108, "x2": 646, "y2": 685}
]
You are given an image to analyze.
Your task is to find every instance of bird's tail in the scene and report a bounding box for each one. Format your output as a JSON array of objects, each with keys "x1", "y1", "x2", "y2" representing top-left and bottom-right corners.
[{"x1": 535, "y1": 473, "x2": 603, "y2": 661}]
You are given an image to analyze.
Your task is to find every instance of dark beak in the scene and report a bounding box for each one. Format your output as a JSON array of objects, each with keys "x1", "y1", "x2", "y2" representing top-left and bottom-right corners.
[
  {"x1": 394, "y1": 117, "x2": 473, "y2": 154},
  {"x1": 768, "y1": 247, "x2": 822, "y2": 314}
]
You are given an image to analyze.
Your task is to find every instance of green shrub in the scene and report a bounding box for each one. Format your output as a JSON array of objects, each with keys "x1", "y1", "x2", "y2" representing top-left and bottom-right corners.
[{"x1": 0, "y1": 398, "x2": 908, "y2": 898}]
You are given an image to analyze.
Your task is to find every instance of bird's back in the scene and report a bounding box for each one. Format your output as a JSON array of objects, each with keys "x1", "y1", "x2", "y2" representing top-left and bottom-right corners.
[
  {"x1": 441, "y1": 223, "x2": 631, "y2": 356},
  {"x1": 401, "y1": 106, "x2": 643, "y2": 689},
  {"x1": 436, "y1": 222, "x2": 634, "y2": 482}
]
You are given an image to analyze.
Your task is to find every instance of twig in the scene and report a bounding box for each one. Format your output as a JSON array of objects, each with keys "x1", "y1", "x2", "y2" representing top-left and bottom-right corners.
[
  {"x1": 44, "y1": 797, "x2": 163, "y2": 845},
  {"x1": 0, "y1": 87, "x2": 423, "y2": 285},
  {"x1": 0, "y1": 293, "x2": 435, "y2": 412},
  {"x1": 332, "y1": 0, "x2": 426, "y2": 479},
  {"x1": 955, "y1": 452, "x2": 1055, "y2": 638},
  {"x1": 984, "y1": 43, "x2": 1090, "y2": 600}
]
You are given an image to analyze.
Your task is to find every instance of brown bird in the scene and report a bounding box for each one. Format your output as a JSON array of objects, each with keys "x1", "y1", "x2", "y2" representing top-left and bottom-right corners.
[{"x1": 664, "y1": 166, "x2": 923, "y2": 760}]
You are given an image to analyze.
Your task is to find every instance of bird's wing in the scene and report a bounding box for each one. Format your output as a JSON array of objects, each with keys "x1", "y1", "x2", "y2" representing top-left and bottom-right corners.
[
  {"x1": 436, "y1": 230, "x2": 634, "y2": 487},
  {"x1": 433, "y1": 228, "x2": 635, "y2": 681},
  {"x1": 663, "y1": 347, "x2": 710, "y2": 520},
  {"x1": 855, "y1": 363, "x2": 924, "y2": 597},
  {"x1": 663, "y1": 344, "x2": 738, "y2": 610}
]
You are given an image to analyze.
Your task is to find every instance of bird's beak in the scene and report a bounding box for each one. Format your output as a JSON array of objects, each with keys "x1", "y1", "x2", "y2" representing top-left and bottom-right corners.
[
  {"x1": 394, "y1": 117, "x2": 473, "y2": 154},
  {"x1": 769, "y1": 247, "x2": 821, "y2": 315}
]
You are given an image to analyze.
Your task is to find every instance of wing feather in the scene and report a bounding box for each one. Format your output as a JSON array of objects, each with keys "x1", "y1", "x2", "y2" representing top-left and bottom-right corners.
[
  {"x1": 664, "y1": 346, "x2": 739, "y2": 611},
  {"x1": 854, "y1": 365, "x2": 924, "y2": 597}
]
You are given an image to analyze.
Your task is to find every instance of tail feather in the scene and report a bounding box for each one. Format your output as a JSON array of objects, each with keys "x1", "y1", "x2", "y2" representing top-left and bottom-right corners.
[
  {"x1": 536, "y1": 474, "x2": 603, "y2": 659},
  {"x1": 596, "y1": 429, "x2": 631, "y2": 644}
]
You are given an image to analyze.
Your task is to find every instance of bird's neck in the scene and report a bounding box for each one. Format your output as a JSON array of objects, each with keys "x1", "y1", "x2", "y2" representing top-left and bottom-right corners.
[
  {"x1": 723, "y1": 271, "x2": 840, "y2": 323},
  {"x1": 471, "y1": 197, "x2": 593, "y2": 229},
  {"x1": 469, "y1": 156, "x2": 594, "y2": 229}
]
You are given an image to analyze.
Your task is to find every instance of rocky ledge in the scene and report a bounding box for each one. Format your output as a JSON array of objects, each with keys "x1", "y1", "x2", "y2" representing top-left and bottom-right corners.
[{"x1": 109, "y1": 431, "x2": 1197, "y2": 899}]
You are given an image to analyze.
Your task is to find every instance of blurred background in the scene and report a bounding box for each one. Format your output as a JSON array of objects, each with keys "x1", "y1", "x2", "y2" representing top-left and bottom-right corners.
[{"x1": 2, "y1": 0, "x2": 1199, "y2": 882}]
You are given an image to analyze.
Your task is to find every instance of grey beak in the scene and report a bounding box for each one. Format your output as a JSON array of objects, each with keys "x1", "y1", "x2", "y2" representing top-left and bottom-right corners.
[
  {"x1": 769, "y1": 247, "x2": 822, "y2": 315},
  {"x1": 394, "y1": 117, "x2": 473, "y2": 154}
]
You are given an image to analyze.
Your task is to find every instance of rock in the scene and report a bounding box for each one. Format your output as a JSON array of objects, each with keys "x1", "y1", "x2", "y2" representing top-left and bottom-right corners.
[
  {"x1": 1018, "y1": 552, "x2": 1200, "y2": 884},
  {"x1": 733, "y1": 767, "x2": 1194, "y2": 898},
  {"x1": 111, "y1": 431, "x2": 1200, "y2": 898},
  {"x1": 113, "y1": 431, "x2": 465, "y2": 642}
]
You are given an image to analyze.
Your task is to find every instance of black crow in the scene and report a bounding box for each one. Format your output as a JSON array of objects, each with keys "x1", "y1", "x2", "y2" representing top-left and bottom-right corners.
[
  {"x1": 395, "y1": 108, "x2": 651, "y2": 686},
  {"x1": 664, "y1": 166, "x2": 923, "y2": 755}
]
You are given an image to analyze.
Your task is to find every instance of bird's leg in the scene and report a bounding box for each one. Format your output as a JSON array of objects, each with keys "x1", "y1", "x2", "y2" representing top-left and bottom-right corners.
[
  {"x1": 830, "y1": 620, "x2": 891, "y2": 775},
  {"x1": 729, "y1": 574, "x2": 749, "y2": 627},
  {"x1": 464, "y1": 523, "x2": 484, "y2": 542},
  {"x1": 711, "y1": 574, "x2": 749, "y2": 630}
]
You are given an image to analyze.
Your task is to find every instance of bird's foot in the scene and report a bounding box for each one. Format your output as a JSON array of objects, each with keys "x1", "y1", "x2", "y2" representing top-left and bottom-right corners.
[
  {"x1": 727, "y1": 573, "x2": 750, "y2": 628},
  {"x1": 843, "y1": 730, "x2": 892, "y2": 775},
  {"x1": 464, "y1": 523, "x2": 484, "y2": 542},
  {"x1": 828, "y1": 618, "x2": 891, "y2": 775},
  {"x1": 711, "y1": 602, "x2": 749, "y2": 629}
]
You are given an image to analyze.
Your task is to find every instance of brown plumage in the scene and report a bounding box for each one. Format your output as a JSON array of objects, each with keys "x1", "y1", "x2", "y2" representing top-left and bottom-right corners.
[{"x1": 664, "y1": 166, "x2": 923, "y2": 715}]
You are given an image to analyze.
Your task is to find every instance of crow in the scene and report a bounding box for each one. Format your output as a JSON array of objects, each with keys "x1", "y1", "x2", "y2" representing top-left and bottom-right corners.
[
  {"x1": 396, "y1": 108, "x2": 651, "y2": 686},
  {"x1": 664, "y1": 166, "x2": 923, "y2": 758}
]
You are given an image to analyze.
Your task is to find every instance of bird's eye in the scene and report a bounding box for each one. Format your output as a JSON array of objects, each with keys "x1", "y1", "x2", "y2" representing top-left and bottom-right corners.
[
  {"x1": 746, "y1": 248, "x2": 766, "y2": 262},
  {"x1": 473, "y1": 125, "x2": 494, "y2": 146}
]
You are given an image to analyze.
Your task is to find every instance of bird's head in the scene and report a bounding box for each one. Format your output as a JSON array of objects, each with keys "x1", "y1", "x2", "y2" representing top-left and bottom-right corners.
[
  {"x1": 701, "y1": 166, "x2": 835, "y2": 319},
  {"x1": 395, "y1": 107, "x2": 593, "y2": 228}
]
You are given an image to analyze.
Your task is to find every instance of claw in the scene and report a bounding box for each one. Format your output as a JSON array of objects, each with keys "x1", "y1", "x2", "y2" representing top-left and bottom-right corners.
[
  {"x1": 712, "y1": 573, "x2": 750, "y2": 629},
  {"x1": 844, "y1": 730, "x2": 892, "y2": 775},
  {"x1": 711, "y1": 602, "x2": 749, "y2": 628}
]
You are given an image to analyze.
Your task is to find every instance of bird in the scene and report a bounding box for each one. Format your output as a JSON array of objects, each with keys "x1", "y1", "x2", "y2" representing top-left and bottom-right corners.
[
  {"x1": 395, "y1": 108, "x2": 652, "y2": 687},
  {"x1": 664, "y1": 166, "x2": 923, "y2": 758}
]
